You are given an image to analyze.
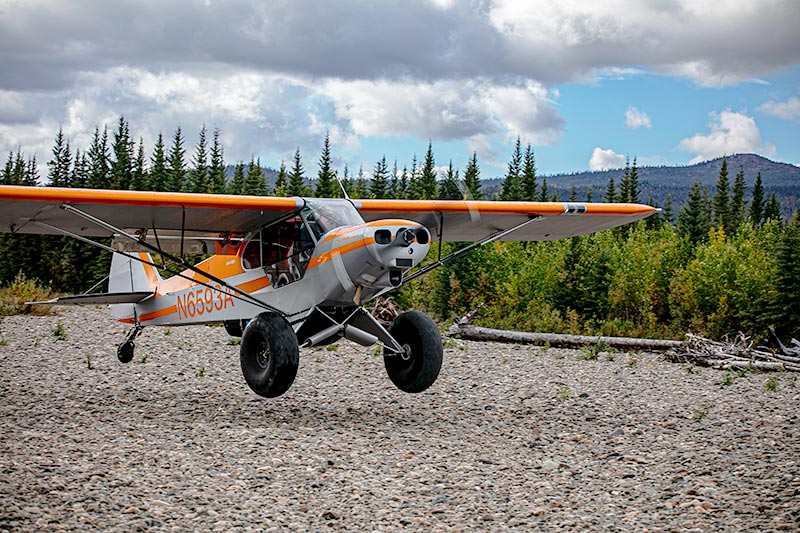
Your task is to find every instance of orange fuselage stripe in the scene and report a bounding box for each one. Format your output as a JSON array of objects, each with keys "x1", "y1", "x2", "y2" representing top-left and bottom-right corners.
[
  {"x1": 235, "y1": 276, "x2": 270, "y2": 293},
  {"x1": 139, "y1": 305, "x2": 178, "y2": 323},
  {"x1": 309, "y1": 236, "x2": 376, "y2": 270}
]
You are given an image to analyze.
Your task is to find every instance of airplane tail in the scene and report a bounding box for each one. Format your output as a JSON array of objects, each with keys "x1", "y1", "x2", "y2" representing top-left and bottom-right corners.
[
  {"x1": 109, "y1": 252, "x2": 162, "y2": 321},
  {"x1": 109, "y1": 252, "x2": 162, "y2": 293}
]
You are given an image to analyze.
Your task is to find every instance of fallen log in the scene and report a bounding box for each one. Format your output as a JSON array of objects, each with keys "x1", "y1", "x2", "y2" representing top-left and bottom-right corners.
[
  {"x1": 447, "y1": 313, "x2": 800, "y2": 372},
  {"x1": 446, "y1": 322, "x2": 683, "y2": 351}
]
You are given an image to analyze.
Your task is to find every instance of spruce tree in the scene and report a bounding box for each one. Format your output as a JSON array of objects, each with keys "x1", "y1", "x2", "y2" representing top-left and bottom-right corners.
[
  {"x1": 208, "y1": 128, "x2": 226, "y2": 194},
  {"x1": 677, "y1": 181, "x2": 711, "y2": 245},
  {"x1": 463, "y1": 153, "x2": 482, "y2": 200},
  {"x1": 287, "y1": 147, "x2": 309, "y2": 196},
  {"x1": 273, "y1": 161, "x2": 288, "y2": 197},
  {"x1": 521, "y1": 144, "x2": 537, "y2": 201},
  {"x1": 766, "y1": 213, "x2": 800, "y2": 339},
  {"x1": 2, "y1": 151, "x2": 13, "y2": 184},
  {"x1": 130, "y1": 139, "x2": 147, "y2": 191},
  {"x1": 712, "y1": 156, "x2": 730, "y2": 232},
  {"x1": 166, "y1": 127, "x2": 187, "y2": 192},
  {"x1": 438, "y1": 160, "x2": 461, "y2": 200},
  {"x1": 618, "y1": 158, "x2": 631, "y2": 202},
  {"x1": 662, "y1": 194, "x2": 674, "y2": 225},
  {"x1": 586, "y1": 186, "x2": 593, "y2": 202},
  {"x1": 397, "y1": 165, "x2": 409, "y2": 199},
  {"x1": 47, "y1": 128, "x2": 71, "y2": 187},
  {"x1": 191, "y1": 125, "x2": 209, "y2": 193},
  {"x1": 370, "y1": 156, "x2": 389, "y2": 199},
  {"x1": 764, "y1": 194, "x2": 782, "y2": 223},
  {"x1": 110, "y1": 116, "x2": 133, "y2": 190},
  {"x1": 243, "y1": 158, "x2": 266, "y2": 195},
  {"x1": 605, "y1": 176, "x2": 616, "y2": 202},
  {"x1": 354, "y1": 164, "x2": 369, "y2": 198},
  {"x1": 628, "y1": 157, "x2": 640, "y2": 203},
  {"x1": 387, "y1": 160, "x2": 399, "y2": 199},
  {"x1": 538, "y1": 178, "x2": 549, "y2": 202},
  {"x1": 749, "y1": 172, "x2": 765, "y2": 226},
  {"x1": 315, "y1": 132, "x2": 336, "y2": 198},
  {"x1": 87, "y1": 126, "x2": 110, "y2": 189},
  {"x1": 149, "y1": 133, "x2": 168, "y2": 191},
  {"x1": 415, "y1": 143, "x2": 437, "y2": 200},
  {"x1": 500, "y1": 136, "x2": 522, "y2": 201},
  {"x1": 229, "y1": 162, "x2": 246, "y2": 195},
  {"x1": 730, "y1": 166, "x2": 746, "y2": 231},
  {"x1": 70, "y1": 149, "x2": 89, "y2": 188}
]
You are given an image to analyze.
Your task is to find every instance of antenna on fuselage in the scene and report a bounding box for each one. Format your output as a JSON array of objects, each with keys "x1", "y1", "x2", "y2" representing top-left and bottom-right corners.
[{"x1": 335, "y1": 170, "x2": 359, "y2": 211}]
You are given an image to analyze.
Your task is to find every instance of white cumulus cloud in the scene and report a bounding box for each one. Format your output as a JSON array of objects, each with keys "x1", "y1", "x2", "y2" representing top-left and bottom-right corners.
[
  {"x1": 625, "y1": 106, "x2": 652, "y2": 128},
  {"x1": 679, "y1": 110, "x2": 776, "y2": 164},
  {"x1": 589, "y1": 147, "x2": 627, "y2": 171},
  {"x1": 322, "y1": 78, "x2": 565, "y2": 147},
  {"x1": 758, "y1": 96, "x2": 800, "y2": 120}
]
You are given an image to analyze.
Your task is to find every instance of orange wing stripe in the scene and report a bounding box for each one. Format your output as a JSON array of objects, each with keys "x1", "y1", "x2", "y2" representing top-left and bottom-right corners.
[
  {"x1": 357, "y1": 199, "x2": 656, "y2": 216},
  {"x1": 0, "y1": 185, "x2": 300, "y2": 211}
]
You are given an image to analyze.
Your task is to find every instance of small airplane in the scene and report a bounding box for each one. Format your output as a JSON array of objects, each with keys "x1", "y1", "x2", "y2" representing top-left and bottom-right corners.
[{"x1": 0, "y1": 184, "x2": 656, "y2": 397}]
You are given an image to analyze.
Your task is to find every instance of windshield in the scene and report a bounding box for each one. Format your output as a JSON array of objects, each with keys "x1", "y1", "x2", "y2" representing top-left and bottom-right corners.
[{"x1": 303, "y1": 200, "x2": 364, "y2": 239}]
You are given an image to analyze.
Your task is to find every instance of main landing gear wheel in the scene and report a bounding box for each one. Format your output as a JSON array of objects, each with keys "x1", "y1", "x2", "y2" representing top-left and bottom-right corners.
[
  {"x1": 117, "y1": 341, "x2": 135, "y2": 363},
  {"x1": 384, "y1": 310, "x2": 443, "y2": 393},
  {"x1": 240, "y1": 312, "x2": 299, "y2": 398}
]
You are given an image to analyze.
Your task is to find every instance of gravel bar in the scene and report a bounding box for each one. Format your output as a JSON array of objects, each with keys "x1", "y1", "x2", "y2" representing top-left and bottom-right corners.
[{"x1": 1, "y1": 306, "x2": 799, "y2": 532}]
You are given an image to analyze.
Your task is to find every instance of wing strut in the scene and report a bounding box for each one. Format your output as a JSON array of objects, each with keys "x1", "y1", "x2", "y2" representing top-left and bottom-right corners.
[{"x1": 34, "y1": 205, "x2": 286, "y2": 315}]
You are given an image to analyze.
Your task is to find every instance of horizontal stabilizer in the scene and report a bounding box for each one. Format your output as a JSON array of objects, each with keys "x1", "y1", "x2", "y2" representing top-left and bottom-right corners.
[{"x1": 27, "y1": 291, "x2": 154, "y2": 306}]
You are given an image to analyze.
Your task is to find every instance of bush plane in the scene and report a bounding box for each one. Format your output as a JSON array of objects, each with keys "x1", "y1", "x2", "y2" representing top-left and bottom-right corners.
[{"x1": 0, "y1": 184, "x2": 656, "y2": 397}]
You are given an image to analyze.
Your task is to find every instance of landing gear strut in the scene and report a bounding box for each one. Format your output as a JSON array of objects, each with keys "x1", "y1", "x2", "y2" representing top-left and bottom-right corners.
[{"x1": 117, "y1": 325, "x2": 144, "y2": 363}]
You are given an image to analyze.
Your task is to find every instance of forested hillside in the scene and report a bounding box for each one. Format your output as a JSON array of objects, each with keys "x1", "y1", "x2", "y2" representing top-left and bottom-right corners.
[{"x1": 1, "y1": 119, "x2": 798, "y2": 341}]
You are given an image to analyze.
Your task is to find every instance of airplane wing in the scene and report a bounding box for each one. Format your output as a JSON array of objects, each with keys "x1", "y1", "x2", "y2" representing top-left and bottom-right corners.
[
  {"x1": 355, "y1": 199, "x2": 657, "y2": 241},
  {"x1": 0, "y1": 185, "x2": 303, "y2": 238},
  {"x1": 0, "y1": 185, "x2": 656, "y2": 244}
]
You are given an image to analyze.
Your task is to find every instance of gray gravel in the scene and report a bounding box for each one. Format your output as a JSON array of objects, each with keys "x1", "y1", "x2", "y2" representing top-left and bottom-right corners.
[{"x1": 1, "y1": 306, "x2": 799, "y2": 532}]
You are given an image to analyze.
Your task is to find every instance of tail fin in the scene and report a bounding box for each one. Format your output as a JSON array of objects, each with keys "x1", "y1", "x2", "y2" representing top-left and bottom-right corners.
[
  {"x1": 109, "y1": 252, "x2": 161, "y2": 322},
  {"x1": 109, "y1": 252, "x2": 161, "y2": 293}
]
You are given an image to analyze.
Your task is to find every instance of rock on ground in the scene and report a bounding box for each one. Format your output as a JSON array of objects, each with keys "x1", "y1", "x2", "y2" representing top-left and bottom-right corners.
[{"x1": 1, "y1": 306, "x2": 799, "y2": 532}]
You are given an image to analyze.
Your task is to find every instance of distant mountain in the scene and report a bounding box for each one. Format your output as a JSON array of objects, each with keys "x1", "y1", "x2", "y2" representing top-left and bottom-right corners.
[{"x1": 483, "y1": 154, "x2": 799, "y2": 214}]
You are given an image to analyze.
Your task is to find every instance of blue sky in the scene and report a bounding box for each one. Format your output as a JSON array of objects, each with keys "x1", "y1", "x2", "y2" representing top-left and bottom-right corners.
[{"x1": 1, "y1": 0, "x2": 798, "y2": 180}]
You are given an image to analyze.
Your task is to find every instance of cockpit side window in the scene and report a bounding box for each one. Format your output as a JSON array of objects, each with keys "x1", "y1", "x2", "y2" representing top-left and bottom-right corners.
[{"x1": 242, "y1": 232, "x2": 262, "y2": 270}]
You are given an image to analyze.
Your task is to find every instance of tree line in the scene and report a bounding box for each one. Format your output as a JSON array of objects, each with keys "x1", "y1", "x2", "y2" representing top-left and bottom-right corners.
[{"x1": 1, "y1": 117, "x2": 797, "y2": 341}]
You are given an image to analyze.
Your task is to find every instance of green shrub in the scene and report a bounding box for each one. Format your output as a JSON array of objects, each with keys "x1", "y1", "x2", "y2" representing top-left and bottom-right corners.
[{"x1": 0, "y1": 274, "x2": 56, "y2": 317}]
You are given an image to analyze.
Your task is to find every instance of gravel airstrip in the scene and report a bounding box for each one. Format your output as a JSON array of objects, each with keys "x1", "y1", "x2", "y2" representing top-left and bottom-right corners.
[{"x1": 1, "y1": 306, "x2": 798, "y2": 532}]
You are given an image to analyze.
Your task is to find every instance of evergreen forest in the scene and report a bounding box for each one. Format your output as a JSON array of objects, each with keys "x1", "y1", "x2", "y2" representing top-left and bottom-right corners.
[{"x1": 1, "y1": 118, "x2": 798, "y2": 342}]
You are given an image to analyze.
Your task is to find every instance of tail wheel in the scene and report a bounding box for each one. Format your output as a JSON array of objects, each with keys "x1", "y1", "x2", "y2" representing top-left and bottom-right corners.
[
  {"x1": 384, "y1": 310, "x2": 443, "y2": 393},
  {"x1": 240, "y1": 312, "x2": 299, "y2": 398},
  {"x1": 117, "y1": 341, "x2": 134, "y2": 363}
]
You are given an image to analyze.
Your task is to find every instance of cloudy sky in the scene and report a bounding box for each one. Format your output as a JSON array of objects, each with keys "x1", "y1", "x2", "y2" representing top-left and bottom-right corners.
[{"x1": 1, "y1": 0, "x2": 799, "y2": 178}]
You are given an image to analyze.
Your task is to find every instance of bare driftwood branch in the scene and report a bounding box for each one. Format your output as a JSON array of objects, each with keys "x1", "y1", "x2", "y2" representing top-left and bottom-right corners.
[
  {"x1": 666, "y1": 332, "x2": 800, "y2": 372},
  {"x1": 448, "y1": 311, "x2": 800, "y2": 372}
]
